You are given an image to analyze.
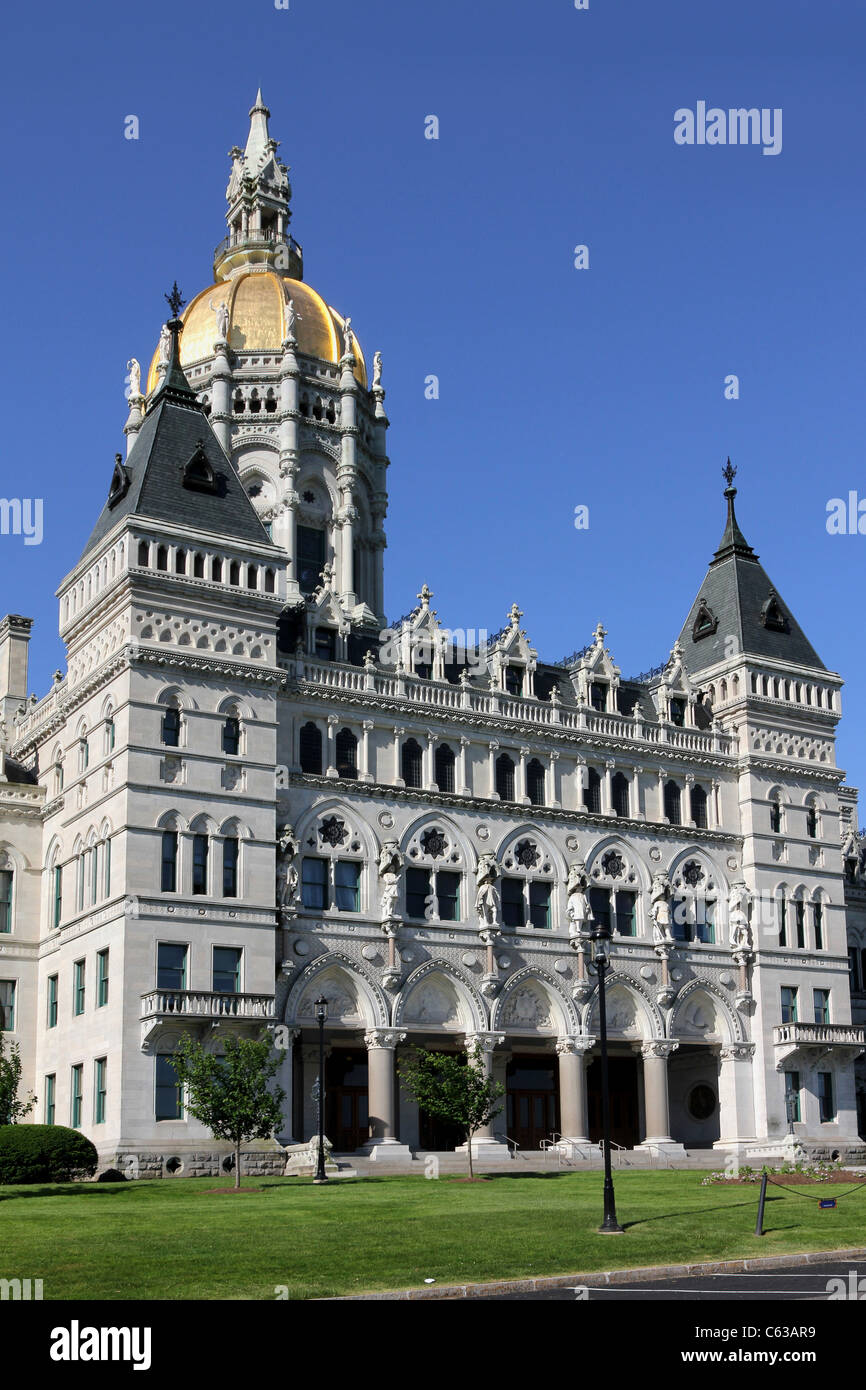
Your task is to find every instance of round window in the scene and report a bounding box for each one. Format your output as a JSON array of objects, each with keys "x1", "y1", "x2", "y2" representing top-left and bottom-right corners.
[{"x1": 688, "y1": 1084, "x2": 717, "y2": 1121}]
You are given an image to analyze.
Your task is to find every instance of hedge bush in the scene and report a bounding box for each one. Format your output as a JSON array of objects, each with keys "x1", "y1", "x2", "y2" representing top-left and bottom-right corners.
[{"x1": 0, "y1": 1125, "x2": 99, "y2": 1184}]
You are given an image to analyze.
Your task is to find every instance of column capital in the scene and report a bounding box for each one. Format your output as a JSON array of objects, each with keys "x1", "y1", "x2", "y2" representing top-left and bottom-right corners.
[
  {"x1": 719, "y1": 1042, "x2": 755, "y2": 1061},
  {"x1": 462, "y1": 1032, "x2": 506, "y2": 1054},
  {"x1": 488, "y1": 739, "x2": 499, "y2": 752},
  {"x1": 556, "y1": 1035, "x2": 596, "y2": 1056},
  {"x1": 362, "y1": 719, "x2": 374, "y2": 732},
  {"x1": 549, "y1": 749, "x2": 560, "y2": 762},
  {"x1": 460, "y1": 734, "x2": 471, "y2": 747},
  {"x1": 364, "y1": 1029, "x2": 407, "y2": 1051},
  {"x1": 327, "y1": 714, "x2": 340, "y2": 728},
  {"x1": 641, "y1": 1039, "x2": 679, "y2": 1060}
]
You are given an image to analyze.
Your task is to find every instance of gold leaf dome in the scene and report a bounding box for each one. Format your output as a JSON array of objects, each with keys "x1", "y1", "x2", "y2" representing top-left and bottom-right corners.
[{"x1": 145, "y1": 271, "x2": 366, "y2": 393}]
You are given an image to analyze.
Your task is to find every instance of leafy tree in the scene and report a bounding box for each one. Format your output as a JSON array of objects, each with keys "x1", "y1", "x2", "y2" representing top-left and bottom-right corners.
[
  {"x1": 398, "y1": 1046, "x2": 504, "y2": 1178},
  {"x1": 0, "y1": 1032, "x2": 36, "y2": 1126},
  {"x1": 169, "y1": 1035, "x2": 285, "y2": 1189}
]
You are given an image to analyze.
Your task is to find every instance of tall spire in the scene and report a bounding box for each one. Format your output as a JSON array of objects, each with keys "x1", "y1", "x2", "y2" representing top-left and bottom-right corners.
[
  {"x1": 149, "y1": 284, "x2": 199, "y2": 408},
  {"x1": 217, "y1": 94, "x2": 301, "y2": 282},
  {"x1": 711, "y1": 459, "x2": 757, "y2": 565},
  {"x1": 244, "y1": 88, "x2": 272, "y2": 170}
]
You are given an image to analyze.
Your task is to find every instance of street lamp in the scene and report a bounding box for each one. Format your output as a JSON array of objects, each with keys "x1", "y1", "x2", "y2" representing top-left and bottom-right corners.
[
  {"x1": 313, "y1": 995, "x2": 329, "y2": 1184},
  {"x1": 584, "y1": 914, "x2": 624, "y2": 1235}
]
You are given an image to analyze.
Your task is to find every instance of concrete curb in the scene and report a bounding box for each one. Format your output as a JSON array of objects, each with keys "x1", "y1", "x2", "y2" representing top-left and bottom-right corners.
[{"x1": 322, "y1": 1246, "x2": 866, "y2": 1300}]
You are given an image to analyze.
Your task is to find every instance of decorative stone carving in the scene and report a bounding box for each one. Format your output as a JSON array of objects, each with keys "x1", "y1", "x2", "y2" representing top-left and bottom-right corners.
[
  {"x1": 605, "y1": 993, "x2": 641, "y2": 1038},
  {"x1": 600, "y1": 850, "x2": 625, "y2": 880},
  {"x1": 276, "y1": 824, "x2": 300, "y2": 910},
  {"x1": 363, "y1": 1029, "x2": 406, "y2": 1050},
  {"x1": 209, "y1": 298, "x2": 230, "y2": 342},
  {"x1": 566, "y1": 859, "x2": 590, "y2": 939},
  {"x1": 372, "y1": 350, "x2": 383, "y2": 387},
  {"x1": 299, "y1": 979, "x2": 359, "y2": 1021},
  {"x1": 502, "y1": 986, "x2": 552, "y2": 1029},
  {"x1": 406, "y1": 981, "x2": 459, "y2": 1026},
  {"x1": 126, "y1": 358, "x2": 141, "y2": 398},
  {"x1": 682, "y1": 859, "x2": 704, "y2": 887},
  {"x1": 319, "y1": 815, "x2": 348, "y2": 848},
  {"x1": 728, "y1": 881, "x2": 753, "y2": 955},
  {"x1": 475, "y1": 853, "x2": 501, "y2": 930},
  {"x1": 650, "y1": 871, "x2": 675, "y2": 947},
  {"x1": 377, "y1": 839, "x2": 404, "y2": 923}
]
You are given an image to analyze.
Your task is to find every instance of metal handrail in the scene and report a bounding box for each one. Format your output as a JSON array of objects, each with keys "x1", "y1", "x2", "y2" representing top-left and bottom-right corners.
[{"x1": 504, "y1": 1135, "x2": 525, "y2": 1158}]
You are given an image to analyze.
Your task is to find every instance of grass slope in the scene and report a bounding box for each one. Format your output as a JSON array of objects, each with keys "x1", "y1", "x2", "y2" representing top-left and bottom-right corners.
[{"x1": 2, "y1": 1170, "x2": 864, "y2": 1300}]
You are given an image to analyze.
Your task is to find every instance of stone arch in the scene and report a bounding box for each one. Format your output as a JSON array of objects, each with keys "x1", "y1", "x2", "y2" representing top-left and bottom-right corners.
[
  {"x1": 394, "y1": 959, "x2": 487, "y2": 1032},
  {"x1": 285, "y1": 951, "x2": 389, "y2": 1029},
  {"x1": 156, "y1": 809, "x2": 188, "y2": 832},
  {"x1": 189, "y1": 812, "x2": 219, "y2": 836},
  {"x1": 294, "y1": 796, "x2": 380, "y2": 864},
  {"x1": 492, "y1": 966, "x2": 580, "y2": 1036},
  {"x1": 670, "y1": 979, "x2": 745, "y2": 1044},
  {"x1": 585, "y1": 973, "x2": 664, "y2": 1040},
  {"x1": 493, "y1": 822, "x2": 568, "y2": 881},
  {"x1": 216, "y1": 693, "x2": 255, "y2": 721},
  {"x1": 155, "y1": 683, "x2": 198, "y2": 712},
  {"x1": 400, "y1": 810, "x2": 474, "y2": 868}
]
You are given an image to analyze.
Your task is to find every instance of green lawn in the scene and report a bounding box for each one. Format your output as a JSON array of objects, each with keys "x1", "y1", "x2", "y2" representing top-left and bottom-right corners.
[{"x1": 2, "y1": 1171, "x2": 864, "y2": 1300}]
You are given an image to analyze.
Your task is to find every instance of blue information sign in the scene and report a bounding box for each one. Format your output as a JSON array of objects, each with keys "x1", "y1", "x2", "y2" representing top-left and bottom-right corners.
[{"x1": 819, "y1": 1199, "x2": 837, "y2": 1209}]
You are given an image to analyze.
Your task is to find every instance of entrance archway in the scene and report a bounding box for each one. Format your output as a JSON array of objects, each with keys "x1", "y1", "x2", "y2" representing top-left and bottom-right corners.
[
  {"x1": 586, "y1": 1054, "x2": 640, "y2": 1147},
  {"x1": 506, "y1": 1054, "x2": 560, "y2": 1151}
]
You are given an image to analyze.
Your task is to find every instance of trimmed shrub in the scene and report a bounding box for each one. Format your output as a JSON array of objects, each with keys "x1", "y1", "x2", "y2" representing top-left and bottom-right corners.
[
  {"x1": 0, "y1": 1125, "x2": 99, "y2": 1185},
  {"x1": 96, "y1": 1167, "x2": 127, "y2": 1183}
]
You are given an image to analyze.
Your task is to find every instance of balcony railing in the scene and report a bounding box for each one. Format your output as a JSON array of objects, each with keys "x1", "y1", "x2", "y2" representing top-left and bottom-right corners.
[
  {"x1": 291, "y1": 657, "x2": 735, "y2": 756},
  {"x1": 213, "y1": 230, "x2": 302, "y2": 261},
  {"x1": 141, "y1": 990, "x2": 276, "y2": 1023},
  {"x1": 774, "y1": 1023, "x2": 866, "y2": 1048}
]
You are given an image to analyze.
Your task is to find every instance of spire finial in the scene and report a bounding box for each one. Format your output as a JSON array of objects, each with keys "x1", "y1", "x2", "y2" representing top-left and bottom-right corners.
[
  {"x1": 723, "y1": 457, "x2": 737, "y2": 491},
  {"x1": 164, "y1": 281, "x2": 186, "y2": 320}
]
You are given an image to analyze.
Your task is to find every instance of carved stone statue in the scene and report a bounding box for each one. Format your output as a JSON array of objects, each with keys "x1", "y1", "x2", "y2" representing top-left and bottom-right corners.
[
  {"x1": 209, "y1": 299, "x2": 230, "y2": 342},
  {"x1": 842, "y1": 826, "x2": 861, "y2": 884},
  {"x1": 284, "y1": 297, "x2": 297, "y2": 338},
  {"x1": 475, "y1": 853, "x2": 501, "y2": 930},
  {"x1": 378, "y1": 840, "x2": 404, "y2": 922},
  {"x1": 650, "y1": 870, "x2": 675, "y2": 946},
  {"x1": 276, "y1": 824, "x2": 300, "y2": 908},
  {"x1": 728, "y1": 883, "x2": 753, "y2": 953},
  {"x1": 126, "y1": 358, "x2": 141, "y2": 399},
  {"x1": 342, "y1": 317, "x2": 353, "y2": 356},
  {"x1": 372, "y1": 351, "x2": 383, "y2": 387},
  {"x1": 566, "y1": 859, "x2": 590, "y2": 937},
  {"x1": 158, "y1": 324, "x2": 171, "y2": 365}
]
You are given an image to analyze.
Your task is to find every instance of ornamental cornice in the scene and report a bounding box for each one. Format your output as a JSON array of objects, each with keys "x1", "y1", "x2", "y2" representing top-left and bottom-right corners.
[
  {"x1": 285, "y1": 772, "x2": 741, "y2": 846},
  {"x1": 641, "y1": 1039, "x2": 679, "y2": 1059},
  {"x1": 133, "y1": 645, "x2": 286, "y2": 688},
  {"x1": 737, "y1": 757, "x2": 843, "y2": 786},
  {"x1": 229, "y1": 429, "x2": 280, "y2": 448},
  {"x1": 720, "y1": 1043, "x2": 755, "y2": 1060}
]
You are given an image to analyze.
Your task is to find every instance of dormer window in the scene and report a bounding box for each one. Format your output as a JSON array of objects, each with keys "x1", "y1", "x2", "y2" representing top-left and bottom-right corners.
[
  {"x1": 314, "y1": 629, "x2": 336, "y2": 661},
  {"x1": 669, "y1": 697, "x2": 686, "y2": 727},
  {"x1": 107, "y1": 455, "x2": 130, "y2": 509},
  {"x1": 504, "y1": 666, "x2": 523, "y2": 697},
  {"x1": 692, "y1": 599, "x2": 718, "y2": 640},
  {"x1": 760, "y1": 590, "x2": 790, "y2": 633},
  {"x1": 183, "y1": 442, "x2": 219, "y2": 494},
  {"x1": 589, "y1": 682, "x2": 607, "y2": 712}
]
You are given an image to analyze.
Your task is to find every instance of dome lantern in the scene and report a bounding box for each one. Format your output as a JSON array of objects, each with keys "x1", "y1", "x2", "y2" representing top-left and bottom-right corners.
[{"x1": 215, "y1": 88, "x2": 302, "y2": 282}]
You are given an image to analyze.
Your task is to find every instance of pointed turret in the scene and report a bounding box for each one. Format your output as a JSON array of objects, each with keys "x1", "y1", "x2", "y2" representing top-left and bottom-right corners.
[
  {"x1": 675, "y1": 463, "x2": 824, "y2": 674},
  {"x1": 217, "y1": 90, "x2": 300, "y2": 281}
]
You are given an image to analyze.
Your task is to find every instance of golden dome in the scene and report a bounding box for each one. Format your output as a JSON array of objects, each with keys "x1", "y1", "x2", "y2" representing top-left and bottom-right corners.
[{"x1": 145, "y1": 271, "x2": 367, "y2": 393}]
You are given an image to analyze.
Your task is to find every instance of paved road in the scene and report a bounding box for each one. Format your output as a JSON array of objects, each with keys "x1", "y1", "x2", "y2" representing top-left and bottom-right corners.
[{"x1": 469, "y1": 1260, "x2": 866, "y2": 1300}]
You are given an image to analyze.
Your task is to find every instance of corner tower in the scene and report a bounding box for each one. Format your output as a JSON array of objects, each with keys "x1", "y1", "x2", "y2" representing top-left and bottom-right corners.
[{"x1": 133, "y1": 94, "x2": 389, "y2": 628}]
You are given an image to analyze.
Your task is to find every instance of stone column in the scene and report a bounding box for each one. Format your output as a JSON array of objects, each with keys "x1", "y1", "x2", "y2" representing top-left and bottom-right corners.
[
  {"x1": 685, "y1": 773, "x2": 695, "y2": 827},
  {"x1": 361, "y1": 1029, "x2": 412, "y2": 1161},
  {"x1": 556, "y1": 1037, "x2": 594, "y2": 1144},
  {"x1": 710, "y1": 779, "x2": 720, "y2": 830},
  {"x1": 636, "y1": 1040, "x2": 685, "y2": 1153},
  {"x1": 488, "y1": 740, "x2": 500, "y2": 799},
  {"x1": 456, "y1": 1033, "x2": 509, "y2": 1160},
  {"x1": 325, "y1": 716, "x2": 338, "y2": 779},
  {"x1": 518, "y1": 747, "x2": 530, "y2": 805},
  {"x1": 632, "y1": 765, "x2": 643, "y2": 820},
  {"x1": 657, "y1": 768, "x2": 666, "y2": 822},
  {"x1": 459, "y1": 735, "x2": 471, "y2": 796},
  {"x1": 361, "y1": 720, "x2": 374, "y2": 783},
  {"x1": 549, "y1": 750, "x2": 560, "y2": 808},
  {"x1": 714, "y1": 1043, "x2": 756, "y2": 1156},
  {"x1": 210, "y1": 339, "x2": 232, "y2": 456},
  {"x1": 425, "y1": 731, "x2": 436, "y2": 790},
  {"x1": 603, "y1": 759, "x2": 614, "y2": 815},
  {"x1": 393, "y1": 726, "x2": 405, "y2": 786},
  {"x1": 274, "y1": 1028, "x2": 300, "y2": 1145}
]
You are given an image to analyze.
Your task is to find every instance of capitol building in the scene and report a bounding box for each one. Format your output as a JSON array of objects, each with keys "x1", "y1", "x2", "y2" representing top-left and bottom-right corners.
[{"x1": 1, "y1": 93, "x2": 865, "y2": 1176}]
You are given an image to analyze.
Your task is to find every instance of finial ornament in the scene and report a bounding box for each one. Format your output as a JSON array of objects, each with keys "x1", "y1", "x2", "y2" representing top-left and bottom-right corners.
[
  {"x1": 723, "y1": 458, "x2": 737, "y2": 490},
  {"x1": 417, "y1": 583, "x2": 433, "y2": 608},
  {"x1": 164, "y1": 282, "x2": 186, "y2": 319},
  {"x1": 508, "y1": 602, "x2": 523, "y2": 628}
]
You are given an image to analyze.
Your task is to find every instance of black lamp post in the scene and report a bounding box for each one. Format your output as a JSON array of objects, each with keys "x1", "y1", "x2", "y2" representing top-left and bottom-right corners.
[
  {"x1": 585, "y1": 915, "x2": 624, "y2": 1235},
  {"x1": 313, "y1": 995, "x2": 329, "y2": 1184}
]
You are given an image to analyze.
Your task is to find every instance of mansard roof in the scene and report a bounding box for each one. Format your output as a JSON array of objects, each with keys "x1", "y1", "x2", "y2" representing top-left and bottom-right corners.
[
  {"x1": 81, "y1": 321, "x2": 274, "y2": 563},
  {"x1": 675, "y1": 471, "x2": 825, "y2": 675}
]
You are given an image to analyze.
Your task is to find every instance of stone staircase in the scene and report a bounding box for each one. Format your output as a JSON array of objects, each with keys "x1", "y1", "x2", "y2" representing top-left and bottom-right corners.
[{"x1": 332, "y1": 1146, "x2": 724, "y2": 1177}]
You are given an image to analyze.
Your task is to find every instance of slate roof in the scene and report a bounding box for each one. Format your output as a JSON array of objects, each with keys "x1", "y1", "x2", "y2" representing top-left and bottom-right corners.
[
  {"x1": 81, "y1": 322, "x2": 274, "y2": 563},
  {"x1": 675, "y1": 485, "x2": 825, "y2": 675}
]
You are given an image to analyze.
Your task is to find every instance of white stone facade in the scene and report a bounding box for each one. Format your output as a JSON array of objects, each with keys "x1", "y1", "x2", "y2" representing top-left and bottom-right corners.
[{"x1": 0, "y1": 95, "x2": 863, "y2": 1177}]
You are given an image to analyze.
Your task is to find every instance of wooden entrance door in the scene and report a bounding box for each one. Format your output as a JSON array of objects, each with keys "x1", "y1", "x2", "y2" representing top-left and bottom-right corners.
[
  {"x1": 506, "y1": 1055, "x2": 559, "y2": 1152},
  {"x1": 587, "y1": 1057, "x2": 640, "y2": 1147},
  {"x1": 325, "y1": 1050, "x2": 369, "y2": 1151}
]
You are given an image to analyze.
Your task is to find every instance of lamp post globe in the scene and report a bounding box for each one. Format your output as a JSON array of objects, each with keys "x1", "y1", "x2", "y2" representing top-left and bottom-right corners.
[{"x1": 314, "y1": 995, "x2": 329, "y2": 1184}]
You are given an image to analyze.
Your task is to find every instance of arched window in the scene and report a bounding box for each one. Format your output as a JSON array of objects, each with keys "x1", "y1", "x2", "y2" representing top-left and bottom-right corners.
[
  {"x1": 222, "y1": 713, "x2": 241, "y2": 756},
  {"x1": 264, "y1": 568, "x2": 276, "y2": 594},
  {"x1": 192, "y1": 833, "x2": 209, "y2": 895},
  {"x1": 223, "y1": 838, "x2": 239, "y2": 898},
  {"x1": 664, "y1": 780, "x2": 681, "y2": 825},
  {"x1": 402, "y1": 739, "x2": 423, "y2": 789},
  {"x1": 137, "y1": 540, "x2": 150, "y2": 567},
  {"x1": 212, "y1": 557, "x2": 223, "y2": 583},
  {"x1": 161, "y1": 704, "x2": 181, "y2": 748},
  {"x1": 193, "y1": 553, "x2": 206, "y2": 579},
  {"x1": 104, "y1": 712, "x2": 115, "y2": 756},
  {"x1": 806, "y1": 801, "x2": 819, "y2": 839},
  {"x1": 156, "y1": 545, "x2": 168, "y2": 572},
  {"x1": 496, "y1": 752, "x2": 515, "y2": 802},
  {"x1": 501, "y1": 837, "x2": 554, "y2": 930},
  {"x1": 335, "y1": 728, "x2": 358, "y2": 780},
  {"x1": 299, "y1": 722, "x2": 323, "y2": 775},
  {"x1": 527, "y1": 758, "x2": 545, "y2": 807},
  {"x1": 691, "y1": 783, "x2": 708, "y2": 829},
  {"x1": 0, "y1": 863, "x2": 13, "y2": 933},
  {"x1": 229, "y1": 561, "x2": 240, "y2": 586},
  {"x1": 175, "y1": 549, "x2": 187, "y2": 575},
  {"x1": 612, "y1": 771, "x2": 629, "y2": 818},
  {"x1": 583, "y1": 766, "x2": 601, "y2": 814},
  {"x1": 770, "y1": 796, "x2": 782, "y2": 834},
  {"x1": 504, "y1": 666, "x2": 523, "y2": 697},
  {"x1": 435, "y1": 743, "x2": 455, "y2": 793},
  {"x1": 161, "y1": 830, "x2": 178, "y2": 893}
]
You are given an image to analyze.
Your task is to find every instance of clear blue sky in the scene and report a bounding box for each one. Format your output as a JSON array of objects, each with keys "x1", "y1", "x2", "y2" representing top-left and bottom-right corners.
[{"x1": 1, "y1": 0, "x2": 864, "y2": 790}]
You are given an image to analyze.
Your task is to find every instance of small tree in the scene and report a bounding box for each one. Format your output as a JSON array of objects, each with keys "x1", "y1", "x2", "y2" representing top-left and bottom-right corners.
[
  {"x1": 398, "y1": 1046, "x2": 504, "y2": 1178},
  {"x1": 0, "y1": 1032, "x2": 36, "y2": 1126},
  {"x1": 170, "y1": 1035, "x2": 285, "y2": 1189}
]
